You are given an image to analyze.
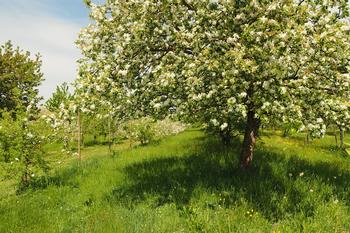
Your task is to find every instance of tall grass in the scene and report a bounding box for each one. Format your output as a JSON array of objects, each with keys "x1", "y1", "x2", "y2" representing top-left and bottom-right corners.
[{"x1": 0, "y1": 130, "x2": 350, "y2": 232}]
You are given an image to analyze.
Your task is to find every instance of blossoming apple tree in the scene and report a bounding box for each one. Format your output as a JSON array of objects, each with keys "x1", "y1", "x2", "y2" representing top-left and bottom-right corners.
[{"x1": 77, "y1": 0, "x2": 350, "y2": 168}]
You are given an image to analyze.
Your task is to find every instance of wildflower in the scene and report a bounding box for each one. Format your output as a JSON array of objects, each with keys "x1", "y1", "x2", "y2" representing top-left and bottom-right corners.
[
  {"x1": 288, "y1": 173, "x2": 292, "y2": 177},
  {"x1": 15, "y1": 158, "x2": 19, "y2": 161},
  {"x1": 299, "y1": 172, "x2": 304, "y2": 177},
  {"x1": 309, "y1": 189, "x2": 314, "y2": 193},
  {"x1": 333, "y1": 199, "x2": 339, "y2": 204}
]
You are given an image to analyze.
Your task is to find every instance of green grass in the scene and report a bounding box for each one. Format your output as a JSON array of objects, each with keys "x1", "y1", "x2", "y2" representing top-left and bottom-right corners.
[{"x1": 1, "y1": 130, "x2": 350, "y2": 232}]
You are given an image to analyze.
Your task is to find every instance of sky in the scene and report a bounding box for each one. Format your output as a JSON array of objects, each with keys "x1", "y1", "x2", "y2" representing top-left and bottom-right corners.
[{"x1": 0, "y1": 0, "x2": 92, "y2": 100}]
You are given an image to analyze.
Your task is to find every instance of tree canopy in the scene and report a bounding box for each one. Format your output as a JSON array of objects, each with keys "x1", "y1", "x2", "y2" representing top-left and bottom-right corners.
[
  {"x1": 76, "y1": 0, "x2": 350, "y2": 168},
  {"x1": 45, "y1": 82, "x2": 72, "y2": 112},
  {"x1": 0, "y1": 41, "x2": 43, "y2": 113}
]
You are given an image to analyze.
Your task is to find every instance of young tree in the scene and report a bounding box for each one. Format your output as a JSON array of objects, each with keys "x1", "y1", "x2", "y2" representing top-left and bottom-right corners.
[
  {"x1": 77, "y1": 0, "x2": 350, "y2": 168},
  {"x1": 0, "y1": 41, "x2": 43, "y2": 113},
  {"x1": 0, "y1": 110, "x2": 50, "y2": 187},
  {"x1": 45, "y1": 82, "x2": 72, "y2": 112},
  {"x1": 44, "y1": 83, "x2": 75, "y2": 150}
]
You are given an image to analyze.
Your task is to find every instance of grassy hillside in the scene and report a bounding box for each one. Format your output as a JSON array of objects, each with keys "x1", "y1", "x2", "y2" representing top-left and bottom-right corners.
[{"x1": 1, "y1": 130, "x2": 350, "y2": 233}]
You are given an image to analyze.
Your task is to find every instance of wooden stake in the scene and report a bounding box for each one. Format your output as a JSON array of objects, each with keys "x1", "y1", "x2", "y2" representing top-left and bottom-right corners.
[
  {"x1": 340, "y1": 128, "x2": 345, "y2": 149},
  {"x1": 108, "y1": 116, "x2": 112, "y2": 153},
  {"x1": 77, "y1": 110, "x2": 82, "y2": 161}
]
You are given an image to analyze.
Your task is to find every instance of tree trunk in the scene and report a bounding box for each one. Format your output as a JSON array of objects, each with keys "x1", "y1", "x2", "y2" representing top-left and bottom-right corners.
[
  {"x1": 340, "y1": 127, "x2": 344, "y2": 149},
  {"x1": 108, "y1": 116, "x2": 112, "y2": 153},
  {"x1": 81, "y1": 128, "x2": 85, "y2": 148},
  {"x1": 63, "y1": 135, "x2": 70, "y2": 151},
  {"x1": 21, "y1": 155, "x2": 30, "y2": 186},
  {"x1": 240, "y1": 111, "x2": 259, "y2": 169},
  {"x1": 283, "y1": 128, "x2": 289, "y2": 138},
  {"x1": 334, "y1": 131, "x2": 338, "y2": 147},
  {"x1": 306, "y1": 132, "x2": 310, "y2": 144},
  {"x1": 220, "y1": 129, "x2": 232, "y2": 145},
  {"x1": 3, "y1": 145, "x2": 10, "y2": 163},
  {"x1": 93, "y1": 135, "x2": 97, "y2": 144}
]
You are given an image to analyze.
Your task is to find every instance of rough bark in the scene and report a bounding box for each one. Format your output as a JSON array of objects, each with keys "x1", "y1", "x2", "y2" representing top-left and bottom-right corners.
[{"x1": 240, "y1": 111, "x2": 259, "y2": 169}]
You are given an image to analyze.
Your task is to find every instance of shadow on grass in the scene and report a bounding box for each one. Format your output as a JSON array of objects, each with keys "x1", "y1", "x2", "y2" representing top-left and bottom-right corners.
[
  {"x1": 84, "y1": 139, "x2": 124, "y2": 147},
  {"x1": 105, "y1": 135, "x2": 350, "y2": 221},
  {"x1": 19, "y1": 159, "x2": 103, "y2": 193}
]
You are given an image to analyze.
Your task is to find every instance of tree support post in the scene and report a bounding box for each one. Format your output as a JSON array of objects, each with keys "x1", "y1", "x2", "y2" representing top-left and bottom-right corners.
[
  {"x1": 108, "y1": 116, "x2": 112, "y2": 153},
  {"x1": 77, "y1": 110, "x2": 82, "y2": 161},
  {"x1": 340, "y1": 127, "x2": 345, "y2": 149}
]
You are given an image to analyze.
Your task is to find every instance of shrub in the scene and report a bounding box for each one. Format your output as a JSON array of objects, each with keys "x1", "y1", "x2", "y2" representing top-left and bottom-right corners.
[
  {"x1": 154, "y1": 118, "x2": 187, "y2": 138},
  {"x1": 123, "y1": 117, "x2": 156, "y2": 145},
  {"x1": 0, "y1": 111, "x2": 50, "y2": 187},
  {"x1": 119, "y1": 117, "x2": 187, "y2": 146}
]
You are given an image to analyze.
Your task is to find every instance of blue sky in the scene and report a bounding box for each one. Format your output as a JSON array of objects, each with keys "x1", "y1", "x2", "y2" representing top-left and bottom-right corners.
[{"x1": 0, "y1": 0, "x2": 93, "y2": 99}]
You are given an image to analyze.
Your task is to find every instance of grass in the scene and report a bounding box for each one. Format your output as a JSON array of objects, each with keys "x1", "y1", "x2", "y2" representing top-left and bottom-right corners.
[{"x1": 0, "y1": 129, "x2": 350, "y2": 232}]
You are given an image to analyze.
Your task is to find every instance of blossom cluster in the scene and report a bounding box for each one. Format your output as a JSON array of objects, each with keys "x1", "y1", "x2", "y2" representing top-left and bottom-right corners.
[{"x1": 75, "y1": 0, "x2": 350, "y2": 136}]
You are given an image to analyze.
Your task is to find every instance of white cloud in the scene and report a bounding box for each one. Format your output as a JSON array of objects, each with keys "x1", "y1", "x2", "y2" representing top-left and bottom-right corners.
[{"x1": 0, "y1": 1, "x2": 85, "y2": 100}]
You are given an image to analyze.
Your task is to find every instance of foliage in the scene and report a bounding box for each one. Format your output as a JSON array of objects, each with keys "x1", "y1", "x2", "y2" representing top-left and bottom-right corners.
[
  {"x1": 43, "y1": 102, "x2": 77, "y2": 152},
  {"x1": 44, "y1": 79, "x2": 128, "y2": 153},
  {"x1": 119, "y1": 117, "x2": 187, "y2": 145},
  {"x1": 0, "y1": 41, "x2": 43, "y2": 113},
  {"x1": 82, "y1": 114, "x2": 109, "y2": 143},
  {"x1": 0, "y1": 111, "x2": 50, "y2": 187},
  {"x1": 43, "y1": 83, "x2": 76, "y2": 152},
  {"x1": 45, "y1": 82, "x2": 72, "y2": 112},
  {"x1": 154, "y1": 117, "x2": 188, "y2": 138},
  {"x1": 124, "y1": 117, "x2": 156, "y2": 145},
  {"x1": 75, "y1": 0, "x2": 350, "y2": 166},
  {"x1": 76, "y1": 0, "x2": 350, "y2": 135}
]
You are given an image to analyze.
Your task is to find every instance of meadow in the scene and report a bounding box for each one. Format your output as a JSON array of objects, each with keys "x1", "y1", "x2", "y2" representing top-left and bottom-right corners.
[
  {"x1": 1, "y1": 129, "x2": 350, "y2": 233},
  {"x1": 1, "y1": 1, "x2": 350, "y2": 232}
]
